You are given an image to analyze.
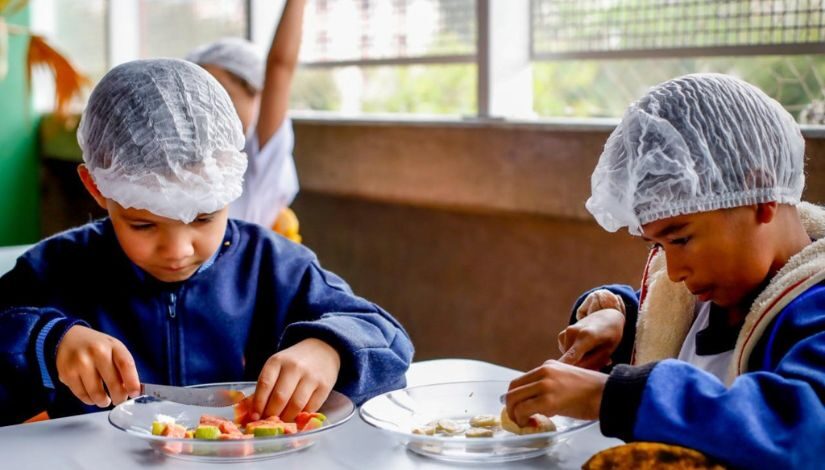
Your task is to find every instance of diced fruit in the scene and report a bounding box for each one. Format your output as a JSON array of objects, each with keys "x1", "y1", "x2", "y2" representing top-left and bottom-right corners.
[
  {"x1": 294, "y1": 412, "x2": 326, "y2": 429},
  {"x1": 233, "y1": 397, "x2": 255, "y2": 426},
  {"x1": 218, "y1": 433, "x2": 253, "y2": 440},
  {"x1": 245, "y1": 419, "x2": 277, "y2": 434},
  {"x1": 161, "y1": 423, "x2": 187, "y2": 438},
  {"x1": 253, "y1": 425, "x2": 284, "y2": 437},
  {"x1": 184, "y1": 431, "x2": 194, "y2": 439},
  {"x1": 218, "y1": 421, "x2": 241, "y2": 435},
  {"x1": 151, "y1": 421, "x2": 167, "y2": 436},
  {"x1": 194, "y1": 425, "x2": 221, "y2": 440},
  {"x1": 300, "y1": 417, "x2": 324, "y2": 432},
  {"x1": 200, "y1": 414, "x2": 232, "y2": 426}
]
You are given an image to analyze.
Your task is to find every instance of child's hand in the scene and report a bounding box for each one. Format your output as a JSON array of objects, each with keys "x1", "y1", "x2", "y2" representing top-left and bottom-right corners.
[
  {"x1": 575, "y1": 289, "x2": 625, "y2": 319},
  {"x1": 55, "y1": 325, "x2": 141, "y2": 408},
  {"x1": 504, "y1": 359, "x2": 607, "y2": 424},
  {"x1": 251, "y1": 338, "x2": 341, "y2": 422},
  {"x1": 557, "y1": 308, "x2": 624, "y2": 370}
]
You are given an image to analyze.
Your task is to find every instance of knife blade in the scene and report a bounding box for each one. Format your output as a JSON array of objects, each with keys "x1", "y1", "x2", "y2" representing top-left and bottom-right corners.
[{"x1": 140, "y1": 383, "x2": 246, "y2": 407}]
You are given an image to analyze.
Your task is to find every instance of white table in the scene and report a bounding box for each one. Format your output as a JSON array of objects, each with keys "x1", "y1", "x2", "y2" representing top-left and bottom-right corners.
[
  {"x1": 0, "y1": 359, "x2": 620, "y2": 469},
  {"x1": 0, "y1": 244, "x2": 28, "y2": 274}
]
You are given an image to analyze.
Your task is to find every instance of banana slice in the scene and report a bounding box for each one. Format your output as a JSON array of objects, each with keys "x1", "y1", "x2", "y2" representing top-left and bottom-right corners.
[
  {"x1": 465, "y1": 427, "x2": 494, "y2": 438},
  {"x1": 500, "y1": 407, "x2": 556, "y2": 435},
  {"x1": 469, "y1": 414, "x2": 499, "y2": 428},
  {"x1": 435, "y1": 418, "x2": 463, "y2": 435}
]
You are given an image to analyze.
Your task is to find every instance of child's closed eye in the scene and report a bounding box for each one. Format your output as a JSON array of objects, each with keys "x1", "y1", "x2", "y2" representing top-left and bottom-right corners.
[
  {"x1": 669, "y1": 237, "x2": 690, "y2": 246},
  {"x1": 129, "y1": 223, "x2": 154, "y2": 231}
]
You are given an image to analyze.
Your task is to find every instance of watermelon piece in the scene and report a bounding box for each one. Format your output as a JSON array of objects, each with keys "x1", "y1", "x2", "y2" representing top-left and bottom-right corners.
[
  {"x1": 158, "y1": 423, "x2": 187, "y2": 454},
  {"x1": 300, "y1": 417, "x2": 324, "y2": 432},
  {"x1": 233, "y1": 397, "x2": 255, "y2": 426},
  {"x1": 200, "y1": 414, "x2": 232, "y2": 426},
  {"x1": 218, "y1": 433, "x2": 253, "y2": 440},
  {"x1": 294, "y1": 412, "x2": 326, "y2": 430},
  {"x1": 218, "y1": 420, "x2": 241, "y2": 435},
  {"x1": 161, "y1": 423, "x2": 187, "y2": 438}
]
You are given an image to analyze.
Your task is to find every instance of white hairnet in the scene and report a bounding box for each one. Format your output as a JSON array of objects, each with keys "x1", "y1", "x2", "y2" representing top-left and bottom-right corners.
[
  {"x1": 586, "y1": 73, "x2": 805, "y2": 235},
  {"x1": 185, "y1": 37, "x2": 264, "y2": 92},
  {"x1": 77, "y1": 58, "x2": 247, "y2": 223}
]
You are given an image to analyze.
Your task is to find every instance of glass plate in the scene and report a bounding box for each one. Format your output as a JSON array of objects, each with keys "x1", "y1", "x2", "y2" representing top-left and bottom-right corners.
[
  {"x1": 359, "y1": 380, "x2": 596, "y2": 463},
  {"x1": 109, "y1": 381, "x2": 354, "y2": 462}
]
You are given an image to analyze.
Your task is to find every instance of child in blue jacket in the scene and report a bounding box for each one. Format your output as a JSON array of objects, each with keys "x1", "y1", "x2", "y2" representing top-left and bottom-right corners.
[
  {"x1": 503, "y1": 74, "x2": 825, "y2": 469},
  {"x1": 0, "y1": 58, "x2": 414, "y2": 425}
]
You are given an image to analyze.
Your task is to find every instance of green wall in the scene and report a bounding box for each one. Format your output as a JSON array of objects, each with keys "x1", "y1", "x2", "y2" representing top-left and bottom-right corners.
[{"x1": 0, "y1": 7, "x2": 40, "y2": 245}]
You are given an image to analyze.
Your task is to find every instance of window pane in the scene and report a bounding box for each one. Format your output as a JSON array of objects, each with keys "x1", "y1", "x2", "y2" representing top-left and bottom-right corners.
[
  {"x1": 30, "y1": 0, "x2": 107, "y2": 82},
  {"x1": 301, "y1": 0, "x2": 477, "y2": 63},
  {"x1": 533, "y1": 55, "x2": 825, "y2": 124},
  {"x1": 138, "y1": 0, "x2": 246, "y2": 59},
  {"x1": 292, "y1": 64, "x2": 476, "y2": 115}
]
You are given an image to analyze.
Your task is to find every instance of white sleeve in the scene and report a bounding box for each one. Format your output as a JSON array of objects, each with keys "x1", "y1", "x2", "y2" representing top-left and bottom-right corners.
[{"x1": 229, "y1": 118, "x2": 300, "y2": 227}]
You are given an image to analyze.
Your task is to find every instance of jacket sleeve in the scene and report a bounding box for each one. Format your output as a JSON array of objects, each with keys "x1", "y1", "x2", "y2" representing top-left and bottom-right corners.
[
  {"x1": 0, "y1": 258, "x2": 87, "y2": 425},
  {"x1": 569, "y1": 284, "x2": 640, "y2": 367},
  {"x1": 277, "y1": 260, "x2": 414, "y2": 405},
  {"x1": 600, "y1": 290, "x2": 825, "y2": 469}
]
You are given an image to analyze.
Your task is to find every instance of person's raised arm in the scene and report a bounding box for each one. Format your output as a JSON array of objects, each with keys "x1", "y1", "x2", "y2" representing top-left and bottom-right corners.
[{"x1": 256, "y1": 0, "x2": 307, "y2": 147}]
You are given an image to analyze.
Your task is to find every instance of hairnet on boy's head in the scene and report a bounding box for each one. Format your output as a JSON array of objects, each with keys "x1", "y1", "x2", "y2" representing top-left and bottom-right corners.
[
  {"x1": 586, "y1": 73, "x2": 805, "y2": 236},
  {"x1": 77, "y1": 58, "x2": 247, "y2": 223},
  {"x1": 185, "y1": 37, "x2": 264, "y2": 92}
]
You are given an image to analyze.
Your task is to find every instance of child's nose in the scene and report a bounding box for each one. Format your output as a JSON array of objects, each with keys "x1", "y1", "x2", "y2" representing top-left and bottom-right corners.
[
  {"x1": 159, "y1": 236, "x2": 195, "y2": 261},
  {"x1": 665, "y1": 255, "x2": 690, "y2": 283}
]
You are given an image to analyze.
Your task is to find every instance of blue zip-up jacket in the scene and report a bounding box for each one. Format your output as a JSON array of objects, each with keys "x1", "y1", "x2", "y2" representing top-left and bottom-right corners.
[
  {"x1": 569, "y1": 238, "x2": 825, "y2": 468},
  {"x1": 0, "y1": 218, "x2": 414, "y2": 425}
]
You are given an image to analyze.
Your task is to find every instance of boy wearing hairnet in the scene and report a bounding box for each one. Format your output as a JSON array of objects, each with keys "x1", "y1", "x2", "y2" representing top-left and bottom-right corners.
[
  {"x1": 504, "y1": 74, "x2": 825, "y2": 468},
  {"x1": 186, "y1": 0, "x2": 305, "y2": 241},
  {"x1": 0, "y1": 58, "x2": 413, "y2": 425}
]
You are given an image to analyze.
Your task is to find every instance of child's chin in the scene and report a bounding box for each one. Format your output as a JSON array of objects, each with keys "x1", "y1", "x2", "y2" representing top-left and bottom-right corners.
[{"x1": 151, "y1": 267, "x2": 198, "y2": 283}]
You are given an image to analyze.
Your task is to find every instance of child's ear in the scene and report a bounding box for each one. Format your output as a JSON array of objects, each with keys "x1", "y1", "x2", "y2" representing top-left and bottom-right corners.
[
  {"x1": 755, "y1": 201, "x2": 778, "y2": 224},
  {"x1": 76, "y1": 164, "x2": 108, "y2": 210}
]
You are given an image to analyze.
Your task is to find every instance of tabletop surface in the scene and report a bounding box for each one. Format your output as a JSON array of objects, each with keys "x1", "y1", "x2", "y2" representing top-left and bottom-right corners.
[{"x1": 0, "y1": 358, "x2": 620, "y2": 469}]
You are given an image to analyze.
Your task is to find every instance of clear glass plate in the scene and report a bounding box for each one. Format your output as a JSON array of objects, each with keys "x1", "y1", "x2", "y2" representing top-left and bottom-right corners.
[
  {"x1": 359, "y1": 380, "x2": 597, "y2": 463},
  {"x1": 108, "y1": 381, "x2": 354, "y2": 462}
]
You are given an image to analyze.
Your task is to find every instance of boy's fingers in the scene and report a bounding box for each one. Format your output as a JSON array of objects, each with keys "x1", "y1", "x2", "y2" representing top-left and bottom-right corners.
[
  {"x1": 576, "y1": 346, "x2": 613, "y2": 371},
  {"x1": 557, "y1": 328, "x2": 574, "y2": 354},
  {"x1": 64, "y1": 374, "x2": 94, "y2": 406},
  {"x1": 504, "y1": 377, "x2": 545, "y2": 411},
  {"x1": 560, "y1": 331, "x2": 599, "y2": 365},
  {"x1": 264, "y1": 368, "x2": 300, "y2": 419},
  {"x1": 513, "y1": 395, "x2": 552, "y2": 427},
  {"x1": 253, "y1": 361, "x2": 282, "y2": 416},
  {"x1": 507, "y1": 364, "x2": 548, "y2": 390},
  {"x1": 279, "y1": 378, "x2": 314, "y2": 422},
  {"x1": 112, "y1": 345, "x2": 140, "y2": 397},
  {"x1": 96, "y1": 353, "x2": 128, "y2": 406},
  {"x1": 304, "y1": 386, "x2": 331, "y2": 414},
  {"x1": 79, "y1": 369, "x2": 111, "y2": 408}
]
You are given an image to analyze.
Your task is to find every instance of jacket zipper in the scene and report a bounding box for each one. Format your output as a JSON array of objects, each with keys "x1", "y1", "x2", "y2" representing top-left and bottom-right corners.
[{"x1": 166, "y1": 292, "x2": 179, "y2": 385}]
